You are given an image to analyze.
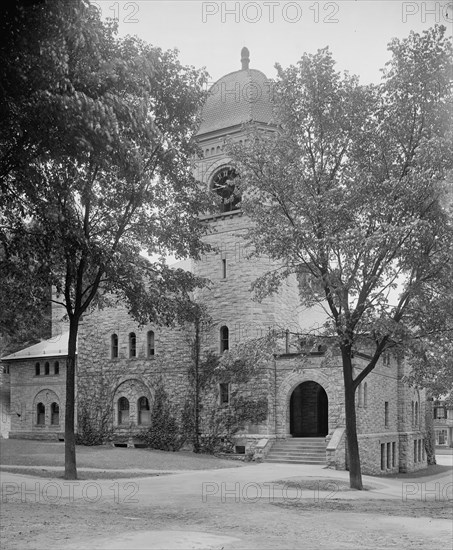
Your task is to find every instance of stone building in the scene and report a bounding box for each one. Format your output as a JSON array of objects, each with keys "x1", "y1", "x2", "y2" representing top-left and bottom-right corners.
[
  {"x1": 2, "y1": 333, "x2": 67, "y2": 440},
  {"x1": 1, "y1": 48, "x2": 428, "y2": 474}
]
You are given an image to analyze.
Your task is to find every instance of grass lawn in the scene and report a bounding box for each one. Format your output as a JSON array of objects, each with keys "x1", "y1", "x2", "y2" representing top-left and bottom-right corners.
[{"x1": 0, "y1": 439, "x2": 245, "y2": 472}]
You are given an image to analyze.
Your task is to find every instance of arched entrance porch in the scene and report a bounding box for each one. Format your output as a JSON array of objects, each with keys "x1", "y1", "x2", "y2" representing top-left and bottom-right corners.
[{"x1": 290, "y1": 381, "x2": 328, "y2": 437}]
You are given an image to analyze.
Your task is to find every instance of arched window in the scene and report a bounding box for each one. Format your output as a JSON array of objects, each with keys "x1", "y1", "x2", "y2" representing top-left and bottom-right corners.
[
  {"x1": 138, "y1": 396, "x2": 151, "y2": 425},
  {"x1": 35, "y1": 362, "x2": 40, "y2": 376},
  {"x1": 363, "y1": 382, "x2": 368, "y2": 408},
  {"x1": 118, "y1": 397, "x2": 129, "y2": 425},
  {"x1": 51, "y1": 402, "x2": 59, "y2": 425},
  {"x1": 211, "y1": 168, "x2": 241, "y2": 213},
  {"x1": 36, "y1": 403, "x2": 45, "y2": 425},
  {"x1": 220, "y1": 326, "x2": 229, "y2": 353},
  {"x1": 111, "y1": 334, "x2": 119, "y2": 359},
  {"x1": 147, "y1": 331, "x2": 155, "y2": 357},
  {"x1": 54, "y1": 361, "x2": 59, "y2": 375},
  {"x1": 129, "y1": 333, "x2": 136, "y2": 358},
  {"x1": 44, "y1": 362, "x2": 50, "y2": 375}
]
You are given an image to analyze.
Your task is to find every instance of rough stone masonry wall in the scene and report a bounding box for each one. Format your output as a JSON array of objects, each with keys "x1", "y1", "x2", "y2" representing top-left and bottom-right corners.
[
  {"x1": 194, "y1": 210, "x2": 301, "y2": 441},
  {"x1": 272, "y1": 352, "x2": 427, "y2": 475},
  {"x1": 77, "y1": 305, "x2": 194, "y2": 439},
  {"x1": 7, "y1": 357, "x2": 65, "y2": 439},
  {"x1": 194, "y1": 212, "x2": 300, "y2": 347},
  {"x1": 273, "y1": 354, "x2": 345, "y2": 438}
]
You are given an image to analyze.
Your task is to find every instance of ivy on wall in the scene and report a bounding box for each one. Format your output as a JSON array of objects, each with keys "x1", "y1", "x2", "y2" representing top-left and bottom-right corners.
[{"x1": 138, "y1": 379, "x2": 185, "y2": 451}]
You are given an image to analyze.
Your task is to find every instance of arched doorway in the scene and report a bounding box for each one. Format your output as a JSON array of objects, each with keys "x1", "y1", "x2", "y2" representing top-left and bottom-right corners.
[{"x1": 290, "y1": 381, "x2": 328, "y2": 437}]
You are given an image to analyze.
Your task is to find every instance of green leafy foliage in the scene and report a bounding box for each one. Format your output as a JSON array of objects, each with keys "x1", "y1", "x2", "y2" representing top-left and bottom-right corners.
[
  {"x1": 0, "y1": 1, "x2": 212, "y2": 478},
  {"x1": 229, "y1": 26, "x2": 453, "y2": 488},
  {"x1": 75, "y1": 373, "x2": 116, "y2": 446},
  {"x1": 138, "y1": 380, "x2": 184, "y2": 451}
]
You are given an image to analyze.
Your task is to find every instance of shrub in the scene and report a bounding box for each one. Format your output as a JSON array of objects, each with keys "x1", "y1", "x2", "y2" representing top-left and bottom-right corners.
[{"x1": 138, "y1": 381, "x2": 184, "y2": 451}]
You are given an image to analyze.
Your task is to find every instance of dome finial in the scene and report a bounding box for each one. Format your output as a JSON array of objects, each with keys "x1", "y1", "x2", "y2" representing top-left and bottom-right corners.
[{"x1": 241, "y1": 47, "x2": 250, "y2": 70}]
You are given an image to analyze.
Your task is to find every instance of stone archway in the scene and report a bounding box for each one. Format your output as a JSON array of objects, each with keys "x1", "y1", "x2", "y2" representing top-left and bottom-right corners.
[{"x1": 289, "y1": 381, "x2": 328, "y2": 437}]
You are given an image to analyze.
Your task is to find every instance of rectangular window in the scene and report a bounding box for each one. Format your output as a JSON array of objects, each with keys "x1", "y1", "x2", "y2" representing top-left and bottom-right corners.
[
  {"x1": 380, "y1": 443, "x2": 385, "y2": 470},
  {"x1": 220, "y1": 326, "x2": 229, "y2": 353},
  {"x1": 384, "y1": 401, "x2": 389, "y2": 427},
  {"x1": 386, "y1": 442, "x2": 391, "y2": 469},
  {"x1": 129, "y1": 333, "x2": 136, "y2": 358},
  {"x1": 147, "y1": 331, "x2": 155, "y2": 357},
  {"x1": 418, "y1": 439, "x2": 422, "y2": 463},
  {"x1": 219, "y1": 383, "x2": 229, "y2": 405},
  {"x1": 111, "y1": 334, "x2": 119, "y2": 359},
  {"x1": 392, "y1": 442, "x2": 396, "y2": 468},
  {"x1": 414, "y1": 440, "x2": 417, "y2": 462},
  {"x1": 222, "y1": 258, "x2": 227, "y2": 279}
]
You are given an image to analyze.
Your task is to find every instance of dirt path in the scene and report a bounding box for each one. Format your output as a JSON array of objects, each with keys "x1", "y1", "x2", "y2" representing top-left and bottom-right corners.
[{"x1": 2, "y1": 464, "x2": 452, "y2": 550}]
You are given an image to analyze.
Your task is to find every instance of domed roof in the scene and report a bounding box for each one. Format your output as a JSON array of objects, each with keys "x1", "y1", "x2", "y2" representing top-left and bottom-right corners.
[{"x1": 197, "y1": 48, "x2": 274, "y2": 136}]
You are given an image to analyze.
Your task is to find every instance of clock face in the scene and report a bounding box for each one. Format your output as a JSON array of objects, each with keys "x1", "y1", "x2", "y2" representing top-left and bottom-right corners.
[{"x1": 212, "y1": 168, "x2": 240, "y2": 212}]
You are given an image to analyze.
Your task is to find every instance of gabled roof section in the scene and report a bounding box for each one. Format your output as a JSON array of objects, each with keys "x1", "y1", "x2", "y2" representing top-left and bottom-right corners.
[{"x1": 2, "y1": 331, "x2": 71, "y2": 361}]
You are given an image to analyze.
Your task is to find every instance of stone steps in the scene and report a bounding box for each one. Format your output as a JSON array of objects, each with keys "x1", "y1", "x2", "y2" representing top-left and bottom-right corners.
[{"x1": 266, "y1": 438, "x2": 326, "y2": 465}]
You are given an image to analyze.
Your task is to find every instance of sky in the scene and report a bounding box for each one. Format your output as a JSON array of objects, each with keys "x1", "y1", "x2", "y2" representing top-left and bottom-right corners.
[{"x1": 92, "y1": 0, "x2": 453, "y2": 84}]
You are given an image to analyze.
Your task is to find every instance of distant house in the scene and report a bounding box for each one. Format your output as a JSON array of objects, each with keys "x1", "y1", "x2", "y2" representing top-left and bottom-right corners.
[{"x1": 433, "y1": 397, "x2": 453, "y2": 447}]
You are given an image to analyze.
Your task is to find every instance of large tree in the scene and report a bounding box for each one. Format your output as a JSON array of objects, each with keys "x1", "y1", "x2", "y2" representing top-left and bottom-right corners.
[
  {"x1": 1, "y1": 1, "x2": 211, "y2": 479},
  {"x1": 229, "y1": 26, "x2": 453, "y2": 489}
]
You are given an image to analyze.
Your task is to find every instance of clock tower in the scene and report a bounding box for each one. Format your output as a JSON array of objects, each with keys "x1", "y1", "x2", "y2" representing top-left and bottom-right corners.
[{"x1": 194, "y1": 48, "x2": 300, "y2": 355}]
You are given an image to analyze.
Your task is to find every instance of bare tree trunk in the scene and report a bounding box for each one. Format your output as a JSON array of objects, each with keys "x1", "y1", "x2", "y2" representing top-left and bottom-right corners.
[
  {"x1": 341, "y1": 343, "x2": 363, "y2": 490},
  {"x1": 64, "y1": 319, "x2": 78, "y2": 480}
]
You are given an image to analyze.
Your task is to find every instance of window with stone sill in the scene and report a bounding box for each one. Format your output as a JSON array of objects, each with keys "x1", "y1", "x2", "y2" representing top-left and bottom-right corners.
[
  {"x1": 44, "y1": 361, "x2": 50, "y2": 375},
  {"x1": 138, "y1": 396, "x2": 151, "y2": 425},
  {"x1": 220, "y1": 326, "x2": 229, "y2": 354},
  {"x1": 147, "y1": 331, "x2": 155, "y2": 358},
  {"x1": 54, "y1": 361, "x2": 59, "y2": 375},
  {"x1": 129, "y1": 332, "x2": 137, "y2": 358},
  {"x1": 384, "y1": 401, "x2": 389, "y2": 427},
  {"x1": 36, "y1": 402, "x2": 45, "y2": 425},
  {"x1": 111, "y1": 334, "x2": 119, "y2": 359},
  {"x1": 35, "y1": 362, "x2": 40, "y2": 376},
  {"x1": 51, "y1": 402, "x2": 60, "y2": 425},
  {"x1": 118, "y1": 397, "x2": 130, "y2": 425}
]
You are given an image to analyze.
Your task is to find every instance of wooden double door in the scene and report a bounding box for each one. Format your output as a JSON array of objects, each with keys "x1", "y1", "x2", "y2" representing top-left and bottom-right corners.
[{"x1": 290, "y1": 381, "x2": 328, "y2": 437}]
